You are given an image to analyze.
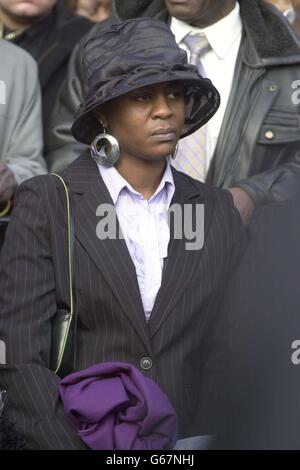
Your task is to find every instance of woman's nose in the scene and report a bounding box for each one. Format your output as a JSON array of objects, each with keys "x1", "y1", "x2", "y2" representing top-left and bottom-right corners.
[{"x1": 152, "y1": 94, "x2": 173, "y2": 119}]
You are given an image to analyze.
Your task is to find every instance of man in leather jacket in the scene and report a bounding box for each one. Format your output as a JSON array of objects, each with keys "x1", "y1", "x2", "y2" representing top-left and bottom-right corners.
[{"x1": 45, "y1": 0, "x2": 300, "y2": 223}]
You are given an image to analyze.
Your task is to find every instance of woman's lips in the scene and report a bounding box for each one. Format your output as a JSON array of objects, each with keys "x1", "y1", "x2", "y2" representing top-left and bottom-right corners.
[{"x1": 151, "y1": 128, "x2": 177, "y2": 142}]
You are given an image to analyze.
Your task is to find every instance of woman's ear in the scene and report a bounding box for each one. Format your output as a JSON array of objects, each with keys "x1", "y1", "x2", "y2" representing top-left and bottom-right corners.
[{"x1": 94, "y1": 107, "x2": 108, "y2": 129}]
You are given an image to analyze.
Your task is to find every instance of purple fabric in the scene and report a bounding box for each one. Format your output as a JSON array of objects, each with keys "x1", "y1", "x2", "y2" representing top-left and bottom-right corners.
[{"x1": 58, "y1": 362, "x2": 178, "y2": 450}]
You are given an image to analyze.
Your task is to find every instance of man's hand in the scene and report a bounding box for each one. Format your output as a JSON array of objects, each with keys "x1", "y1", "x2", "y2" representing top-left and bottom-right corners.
[
  {"x1": 228, "y1": 187, "x2": 255, "y2": 225},
  {"x1": 0, "y1": 163, "x2": 17, "y2": 202}
]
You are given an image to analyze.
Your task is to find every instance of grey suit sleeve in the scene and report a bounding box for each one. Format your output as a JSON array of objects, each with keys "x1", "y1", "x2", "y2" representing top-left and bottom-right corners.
[
  {"x1": 0, "y1": 181, "x2": 86, "y2": 449},
  {"x1": 2, "y1": 53, "x2": 47, "y2": 183},
  {"x1": 45, "y1": 41, "x2": 88, "y2": 173}
]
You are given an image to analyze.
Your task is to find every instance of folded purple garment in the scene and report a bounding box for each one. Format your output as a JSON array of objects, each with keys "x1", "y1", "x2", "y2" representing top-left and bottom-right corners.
[{"x1": 58, "y1": 362, "x2": 178, "y2": 450}]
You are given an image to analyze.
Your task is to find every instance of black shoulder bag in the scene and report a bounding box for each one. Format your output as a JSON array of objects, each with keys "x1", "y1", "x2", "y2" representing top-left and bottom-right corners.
[{"x1": 49, "y1": 174, "x2": 77, "y2": 378}]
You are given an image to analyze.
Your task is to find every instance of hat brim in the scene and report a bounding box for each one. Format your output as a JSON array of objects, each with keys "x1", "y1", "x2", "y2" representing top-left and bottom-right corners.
[{"x1": 71, "y1": 68, "x2": 220, "y2": 145}]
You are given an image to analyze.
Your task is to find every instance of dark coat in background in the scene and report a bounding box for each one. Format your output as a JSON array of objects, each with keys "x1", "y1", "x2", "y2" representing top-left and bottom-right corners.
[
  {"x1": 0, "y1": 153, "x2": 244, "y2": 449},
  {"x1": 213, "y1": 197, "x2": 300, "y2": 449},
  {"x1": 46, "y1": 0, "x2": 300, "y2": 206},
  {"x1": 7, "y1": 0, "x2": 92, "y2": 135}
]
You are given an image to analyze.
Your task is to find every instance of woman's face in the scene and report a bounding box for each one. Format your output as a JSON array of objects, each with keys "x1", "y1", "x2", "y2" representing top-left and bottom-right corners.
[{"x1": 99, "y1": 81, "x2": 186, "y2": 162}]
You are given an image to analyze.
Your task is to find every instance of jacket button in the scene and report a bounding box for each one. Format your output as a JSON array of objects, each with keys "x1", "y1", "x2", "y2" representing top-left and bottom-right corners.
[
  {"x1": 265, "y1": 130, "x2": 274, "y2": 140},
  {"x1": 140, "y1": 357, "x2": 153, "y2": 370},
  {"x1": 268, "y1": 84, "x2": 277, "y2": 92}
]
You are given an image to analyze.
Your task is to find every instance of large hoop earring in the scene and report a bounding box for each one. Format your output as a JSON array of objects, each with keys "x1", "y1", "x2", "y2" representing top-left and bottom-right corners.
[{"x1": 90, "y1": 123, "x2": 120, "y2": 167}]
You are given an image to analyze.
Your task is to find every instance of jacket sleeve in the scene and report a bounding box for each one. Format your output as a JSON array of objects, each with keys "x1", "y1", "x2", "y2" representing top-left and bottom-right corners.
[
  {"x1": 44, "y1": 41, "x2": 87, "y2": 173},
  {"x1": 3, "y1": 52, "x2": 47, "y2": 183},
  {"x1": 0, "y1": 179, "x2": 86, "y2": 449},
  {"x1": 233, "y1": 150, "x2": 300, "y2": 206}
]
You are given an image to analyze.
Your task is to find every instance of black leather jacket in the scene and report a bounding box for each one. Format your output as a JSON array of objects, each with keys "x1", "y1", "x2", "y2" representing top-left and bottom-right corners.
[{"x1": 46, "y1": 0, "x2": 300, "y2": 205}]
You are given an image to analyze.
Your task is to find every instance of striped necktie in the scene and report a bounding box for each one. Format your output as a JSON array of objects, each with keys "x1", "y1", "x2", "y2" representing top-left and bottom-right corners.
[{"x1": 172, "y1": 33, "x2": 211, "y2": 181}]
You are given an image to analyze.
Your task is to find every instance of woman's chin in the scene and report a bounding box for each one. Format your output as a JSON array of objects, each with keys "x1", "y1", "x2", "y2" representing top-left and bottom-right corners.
[
  {"x1": 147, "y1": 143, "x2": 176, "y2": 160},
  {"x1": 129, "y1": 143, "x2": 176, "y2": 162},
  {"x1": 141, "y1": 153, "x2": 171, "y2": 163}
]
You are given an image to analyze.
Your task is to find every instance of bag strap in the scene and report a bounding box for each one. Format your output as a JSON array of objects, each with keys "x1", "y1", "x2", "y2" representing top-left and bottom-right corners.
[{"x1": 50, "y1": 173, "x2": 76, "y2": 375}]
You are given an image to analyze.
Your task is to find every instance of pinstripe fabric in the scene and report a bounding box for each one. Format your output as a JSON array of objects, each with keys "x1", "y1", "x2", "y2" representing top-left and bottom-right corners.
[{"x1": 0, "y1": 152, "x2": 244, "y2": 449}]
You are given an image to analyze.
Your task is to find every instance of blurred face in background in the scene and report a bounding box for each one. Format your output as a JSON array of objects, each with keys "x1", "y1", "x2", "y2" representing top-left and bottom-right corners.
[
  {"x1": 76, "y1": 0, "x2": 111, "y2": 22},
  {"x1": 164, "y1": 0, "x2": 236, "y2": 28},
  {"x1": 0, "y1": 0, "x2": 57, "y2": 24}
]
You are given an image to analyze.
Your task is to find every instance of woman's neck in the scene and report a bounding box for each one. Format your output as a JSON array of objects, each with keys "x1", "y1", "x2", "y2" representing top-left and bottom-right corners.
[
  {"x1": 115, "y1": 155, "x2": 167, "y2": 200},
  {"x1": 0, "y1": 10, "x2": 31, "y2": 31}
]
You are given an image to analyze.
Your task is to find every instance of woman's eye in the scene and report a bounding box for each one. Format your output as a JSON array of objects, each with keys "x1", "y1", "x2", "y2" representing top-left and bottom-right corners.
[
  {"x1": 135, "y1": 93, "x2": 151, "y2": 102},
  {"x1": 168, "y1": 90, "x2": 183, "y2": 99}
]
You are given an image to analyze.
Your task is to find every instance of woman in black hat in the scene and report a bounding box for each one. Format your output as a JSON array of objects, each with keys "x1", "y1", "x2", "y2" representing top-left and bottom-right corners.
[{"x1": 0, "y1": 18, "x2": 244, "y2": 449}]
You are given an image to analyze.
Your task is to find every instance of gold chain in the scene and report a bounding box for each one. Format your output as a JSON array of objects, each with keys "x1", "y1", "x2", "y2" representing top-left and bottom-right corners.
[{"x1": 0, "y1": 19, "x2": 25, "y2": 40}]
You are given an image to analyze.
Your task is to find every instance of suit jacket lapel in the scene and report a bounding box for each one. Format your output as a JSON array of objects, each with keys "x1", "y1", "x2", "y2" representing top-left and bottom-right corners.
[
  {"x1": 62, "y1": 153, "x2": 152, "y2": 355},
  {"x1": 62, "y1": 155, "x2": 215, "y2": 345},
  {"x1": 148, "y1": 170, "x2": 215, "y2": 337}
]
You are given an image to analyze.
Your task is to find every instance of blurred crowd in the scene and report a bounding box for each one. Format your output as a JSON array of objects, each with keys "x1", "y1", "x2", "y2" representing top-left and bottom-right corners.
[
  {"x1": 0, "y1": 0, "x2": 300, "y2": 217},
  {"x1": 0, "y1": 0, "x2": 300, "y2": 219}
]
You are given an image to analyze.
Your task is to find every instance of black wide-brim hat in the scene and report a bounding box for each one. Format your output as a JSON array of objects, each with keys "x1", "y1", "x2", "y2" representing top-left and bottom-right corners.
[{"x1": 72, "y1": 18, "x2": 220, "y2": 145}]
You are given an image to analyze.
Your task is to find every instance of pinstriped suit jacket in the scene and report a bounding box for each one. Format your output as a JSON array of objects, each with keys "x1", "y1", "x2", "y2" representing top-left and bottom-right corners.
[{"x1": 0, "y1": 152, "x2": 244, "y2": 449}]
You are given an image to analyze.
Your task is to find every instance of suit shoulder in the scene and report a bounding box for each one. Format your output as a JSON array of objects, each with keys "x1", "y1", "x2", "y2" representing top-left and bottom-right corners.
[
  {"x1": 174, "y1": 169, "x2": 233, "y2": 202},
  {"x1": 16, "y1": 174, "x2": 61, "y2": 199},
  {"x1": 13, "y1": 175, "x2": 68, "y2": 226}
]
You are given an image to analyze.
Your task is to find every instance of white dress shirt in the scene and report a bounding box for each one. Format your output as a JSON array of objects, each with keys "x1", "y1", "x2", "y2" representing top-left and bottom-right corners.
[
  {"x1": 170, "y1": 1, "x2": 242, "y2": 169},
  {"x1": 98, "y1": 162, "x2": 175, "y2": 322}
]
